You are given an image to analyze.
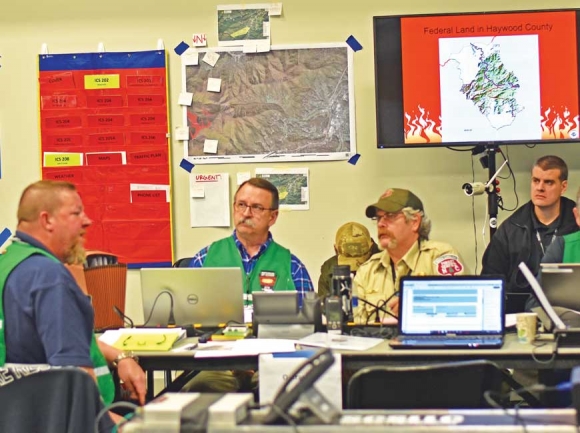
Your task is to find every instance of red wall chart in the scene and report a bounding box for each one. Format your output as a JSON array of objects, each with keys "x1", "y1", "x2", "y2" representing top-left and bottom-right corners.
[{"x1": 38, "y1": 50, "x2": 173, "y2": 267}]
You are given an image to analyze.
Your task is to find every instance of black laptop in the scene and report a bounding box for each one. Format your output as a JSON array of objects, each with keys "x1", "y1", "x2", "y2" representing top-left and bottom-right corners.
[{"x1": 389, "y1": 275, "x2": 505, "y2": 349}]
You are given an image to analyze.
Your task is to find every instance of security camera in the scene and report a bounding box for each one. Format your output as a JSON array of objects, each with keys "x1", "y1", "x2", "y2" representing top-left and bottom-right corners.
[{"x1": 462, "y1": 182, "x2": 487, "y2": 196}]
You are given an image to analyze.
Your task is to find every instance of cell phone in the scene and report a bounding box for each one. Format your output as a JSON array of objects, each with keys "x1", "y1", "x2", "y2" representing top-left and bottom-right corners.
[{"x1": 263, "y1": 348, "x2": 335, "y2": 424}]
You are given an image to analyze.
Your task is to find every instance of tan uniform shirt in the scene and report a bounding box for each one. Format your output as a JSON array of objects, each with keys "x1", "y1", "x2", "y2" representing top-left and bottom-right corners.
[{"x1": 353, "y1": 240, "x2": 467, "y2": 323}]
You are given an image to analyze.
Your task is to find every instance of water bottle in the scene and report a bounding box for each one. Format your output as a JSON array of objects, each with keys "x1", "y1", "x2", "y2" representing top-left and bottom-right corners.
[{"x1": 333, "y1": 265, "x2": 353, "y2": 323}]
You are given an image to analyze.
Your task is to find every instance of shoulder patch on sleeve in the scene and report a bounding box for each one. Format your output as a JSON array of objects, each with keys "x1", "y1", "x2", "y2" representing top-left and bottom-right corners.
[{"x1": 434, "y1": 254, "x2": 464, "y2": 276}]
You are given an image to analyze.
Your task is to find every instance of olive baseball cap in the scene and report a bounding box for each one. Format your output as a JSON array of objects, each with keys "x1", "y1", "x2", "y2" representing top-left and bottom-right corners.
[
  {"x1": 365, "y1": 188, "x2": 424, "y2": 218},
  {"x1": 335, "y1": 222, "x2": 373, "y2": 271}
]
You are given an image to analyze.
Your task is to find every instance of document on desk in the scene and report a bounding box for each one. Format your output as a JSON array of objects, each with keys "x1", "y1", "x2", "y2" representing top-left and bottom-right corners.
[
  {"x1": 98, "y1": 328, "x2": 186, "y2": 351},
  {"x1": 298, "y1": 332, "x2": 383, "y2": 351},
  {"x1": 194, "y1": 339, "x2": 296, "y2": 358}
]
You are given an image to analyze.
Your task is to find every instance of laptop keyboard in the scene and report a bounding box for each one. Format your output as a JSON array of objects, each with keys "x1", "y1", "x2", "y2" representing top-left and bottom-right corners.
[{"x1": 398, "y1": 335, "x2": 503, "y2": 346}]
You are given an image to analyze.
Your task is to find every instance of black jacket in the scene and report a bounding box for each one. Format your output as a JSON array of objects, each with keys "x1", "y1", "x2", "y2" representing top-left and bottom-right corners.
[{"x1": 481, "y1": 197, "x2": 579, "y2": 296}]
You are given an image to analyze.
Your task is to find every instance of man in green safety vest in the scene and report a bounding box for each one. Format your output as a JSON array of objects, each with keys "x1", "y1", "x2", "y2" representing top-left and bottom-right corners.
[
  {"x1": 183, "y1": 177, "x2": 314, "y2": 392},
  {"x1": 0, "y1": 180, "x2": 146, "y2": 426}
]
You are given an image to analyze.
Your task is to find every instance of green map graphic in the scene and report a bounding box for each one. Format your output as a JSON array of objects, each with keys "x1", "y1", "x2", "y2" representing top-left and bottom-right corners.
[
  {"x1": 218, "y1": 9, "x2": 269, "y2": 42},
  {"x1": 458, "y1": 43, "x2": 522, "y2": 129},
  {"x1": 256, "y1": 174, "x2": 307, "y2": 205}
]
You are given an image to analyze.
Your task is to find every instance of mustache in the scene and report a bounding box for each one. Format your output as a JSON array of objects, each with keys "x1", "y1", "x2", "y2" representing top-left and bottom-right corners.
[{"x1": 237, "y1": 217, "x2": 255, "y2": 228}]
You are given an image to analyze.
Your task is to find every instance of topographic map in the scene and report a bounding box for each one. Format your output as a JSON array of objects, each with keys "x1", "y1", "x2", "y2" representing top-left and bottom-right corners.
[
  {"x1": 217, "y1": 7, "x2": 269, "y2": 45},
  {"x1": 183, "y1": 45, "x2": 354, "y2": 163},
  {"x1": 439, "y1": 36, "x2": 540, "y2": 142}
]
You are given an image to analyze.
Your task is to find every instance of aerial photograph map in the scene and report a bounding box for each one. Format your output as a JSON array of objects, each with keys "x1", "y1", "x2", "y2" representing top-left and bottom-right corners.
[
  {"x1": 217, "y1": 7, "x2": 270, "y2": 44},
  {"x1": 184, "y1": 45, "x2": 353, "y2": 163},
  {"x1": 256, "y1": 170, "x2": 309, "y2": 208}
]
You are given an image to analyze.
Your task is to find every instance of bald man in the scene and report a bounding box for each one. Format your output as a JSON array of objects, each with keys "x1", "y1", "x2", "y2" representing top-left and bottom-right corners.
[{"x1": 0, "y1": 180, "x2": 146, "y2": 425}]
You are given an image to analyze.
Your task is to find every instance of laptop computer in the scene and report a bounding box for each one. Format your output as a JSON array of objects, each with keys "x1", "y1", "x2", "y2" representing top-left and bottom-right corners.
[
  {"x1": 140, "y1": 267, "x2": 244, "y2": 327},
  {"x1": 540, "y1": 263, "x2": 580, "y2": 311},
  {"x1": 389, "y1": 275, "x2": 505, "y2": 349}
]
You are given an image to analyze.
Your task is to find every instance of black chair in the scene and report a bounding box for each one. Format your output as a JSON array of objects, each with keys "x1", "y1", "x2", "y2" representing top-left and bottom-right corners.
[
  {"x1": 173, "y1": 257, "x2": 193, "y2": 268},
  {"x1": 347, "y1": 360, "x2": 504, "y2": 409},
  {"x1": 0, "y1": 367, "x2": 113, "y2": 433}
]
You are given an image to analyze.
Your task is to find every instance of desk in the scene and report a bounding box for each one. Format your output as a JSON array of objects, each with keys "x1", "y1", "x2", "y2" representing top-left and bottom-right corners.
[{"x1": 136, "y1": 334, "x2": 580, "y2": 401}]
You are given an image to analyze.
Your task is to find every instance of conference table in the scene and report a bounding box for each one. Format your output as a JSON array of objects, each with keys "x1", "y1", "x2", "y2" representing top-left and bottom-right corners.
[{"x1": 135, "y1": 332, "x2": 580, "y2": 402}]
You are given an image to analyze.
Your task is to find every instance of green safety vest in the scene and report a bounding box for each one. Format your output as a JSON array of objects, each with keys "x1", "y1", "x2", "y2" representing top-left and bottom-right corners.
[
  {"x1": 203, "y1": 237, "x2": 295, "y2": 300},
  {"x1": 563, "y1": 231, "x2": 580, "y2": 263},
  {"x1": 0, "y1": 241, "x2": 115, "y2": 405}
]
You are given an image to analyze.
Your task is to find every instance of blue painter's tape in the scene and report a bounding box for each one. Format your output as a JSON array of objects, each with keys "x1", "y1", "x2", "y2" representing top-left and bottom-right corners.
[
  {"x1": 174, "y1": 41, "x2": 190, "y2": 56},
  {"x1": 180, "y1": 158, "x2": 195, "y2": 173},
  {"x1": 346, "y1": 35, "x2": 363, "y2": 52},
  {"x1": 348, "y1": 154, "x2": 361, "y2": 165},
  {"x1": 0, "y1": 228, "x2": 12, "y2": 247}
]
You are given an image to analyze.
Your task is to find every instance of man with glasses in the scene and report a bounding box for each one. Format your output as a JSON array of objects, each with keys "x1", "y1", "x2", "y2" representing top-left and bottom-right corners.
[
  {"x1": 353, "y1": 188, "x2": 466, "y2": 323},
  {"x1": 184, "y1": 177, "x2": 313, "y2": 392}
]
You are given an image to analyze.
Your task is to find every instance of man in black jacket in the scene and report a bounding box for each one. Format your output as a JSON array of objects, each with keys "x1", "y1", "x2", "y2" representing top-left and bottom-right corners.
[{"x1": 481, "y1": 155, "x2": 579, "y2": 313}]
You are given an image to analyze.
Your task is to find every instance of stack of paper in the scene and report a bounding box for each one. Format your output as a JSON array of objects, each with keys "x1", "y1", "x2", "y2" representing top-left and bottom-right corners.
[{"x1": 99, "y1": 328, "x2": 186, "y2": 351}]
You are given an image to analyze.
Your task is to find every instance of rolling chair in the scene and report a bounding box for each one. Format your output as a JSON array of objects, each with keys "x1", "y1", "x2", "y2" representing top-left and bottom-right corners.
[
  {"x1": 347, "y1": 360, "x2": 504, "y2": 409},
  {"x1": 0, "y1": 367, "x2": 112, "y2": 433},
  {"x1": 173, "y1": 257, "x2": 193, "y2": 268}
]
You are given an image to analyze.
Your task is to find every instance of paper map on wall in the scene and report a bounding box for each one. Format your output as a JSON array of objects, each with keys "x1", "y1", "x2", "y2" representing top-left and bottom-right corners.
[{"x1": 182, "y1": 43, "x2": 355, "y2": 163}]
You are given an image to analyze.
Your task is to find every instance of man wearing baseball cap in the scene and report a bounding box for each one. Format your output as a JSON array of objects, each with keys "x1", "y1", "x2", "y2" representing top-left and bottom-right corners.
[
  {"x1": 353, "y1": 188, "x2": 467, "y2": 323},
  {"x1": 317, "y1": 222, "x2": 380, "y2": 300}
]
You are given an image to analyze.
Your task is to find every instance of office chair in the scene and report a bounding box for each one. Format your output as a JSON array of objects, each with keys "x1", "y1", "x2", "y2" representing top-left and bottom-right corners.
[
  {"x1": 0, "y1": 367, "x2": 112, "y2": 433},
  {"x1": 347, "y1": 360, "x2": 504, "y2": 409},
  {"x1": 173, "y1": 257, "x2": 193, "y2": 268}
]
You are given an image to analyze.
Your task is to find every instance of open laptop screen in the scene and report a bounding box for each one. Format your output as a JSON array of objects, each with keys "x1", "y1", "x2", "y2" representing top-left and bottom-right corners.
[{"x1": 399, "y1": 276, "x2": 504, "y2": 335}]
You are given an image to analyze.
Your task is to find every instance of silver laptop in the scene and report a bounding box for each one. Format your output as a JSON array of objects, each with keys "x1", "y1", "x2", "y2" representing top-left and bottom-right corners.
[
  {"x1": 390, "y1": 275, "x2": 505, "y2": 349},
  {"x1": 140, "y1": 267, "x2": 244, "y2": 327},
  {"x1": 540, "y1": 263, "x2": 580, "y2": 311}
]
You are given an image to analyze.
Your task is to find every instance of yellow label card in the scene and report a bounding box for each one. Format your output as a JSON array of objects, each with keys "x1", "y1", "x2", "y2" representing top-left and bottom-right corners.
[
  {"x1": 43, "y1": 152, "x2": 83, "y2": 167},
  {"x1": 84, "y1": 74, "x2": 120, "y2": 89}
]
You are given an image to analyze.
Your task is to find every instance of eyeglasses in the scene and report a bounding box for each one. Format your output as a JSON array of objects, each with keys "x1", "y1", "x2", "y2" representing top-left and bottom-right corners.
[
  {"x1": 371, "y1": 212, "x2": 402, "y2": 223},
  {"x1": 234, "y1": 201, "x2": 275, "y2": 214}
]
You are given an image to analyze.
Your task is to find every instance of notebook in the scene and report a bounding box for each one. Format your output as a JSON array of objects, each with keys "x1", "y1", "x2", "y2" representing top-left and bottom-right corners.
[
  {"x1": 389, "y1": 275, "x2": 505, "y2": 349},
  {"x1": 540, "y1": 263, "x2": 580, "y2": 311},
  {"x1": 140, "y1": 267, "x2": 244, "y2": 327}
]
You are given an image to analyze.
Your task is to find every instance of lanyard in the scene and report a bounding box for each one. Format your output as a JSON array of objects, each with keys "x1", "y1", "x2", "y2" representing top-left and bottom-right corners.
[{"x1": 536, "y1": 229, "x2": 557, "y2": 256}]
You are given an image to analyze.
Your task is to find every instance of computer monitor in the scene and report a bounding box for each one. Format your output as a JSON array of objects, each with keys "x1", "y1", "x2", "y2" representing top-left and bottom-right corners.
[
  {"x1": 252, "y1": 291, "x2": 322, "y2": 338},
  {"x1": 140, "y1": 267, "x2": 244, "y2": 327},
  {"x1": 540, "y1": 263, "x2": 580, "y2": 310}
]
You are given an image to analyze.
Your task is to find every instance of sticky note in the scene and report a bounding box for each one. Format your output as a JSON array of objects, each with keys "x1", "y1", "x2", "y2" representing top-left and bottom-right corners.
[
  {"x1": 207, "y1": 78, "x2": 221, "y2": 93},
  {"x1": 202, "y1": 51, "x2": 220, "y2": 67},
  {"x1": 256, "y1": 41, "x2": 271, "y2": 53},
  {"x1": 178, "y1": 92, "x2": 194, "y2": 106},
  {"x1": 203, "y1": 139, "x2": 218, "y2": 154},
  {"x1": 263, "y1": 22, "x2": 270, "y2": 37},
  {"x1": 192, "y1": 33, "x2": 207, "y2": 47},
  {"x1": 346, "y1": 35, "x2": 363, "y2": 52},
  {"x1": 243, "y1": 44, "x2": 257, "y2": 54},
  {"x1": 181, "y1": 48, "x2": 199, "y2": 66},
  {"x1": 269, "y1": 3, "x2": 282, "y2": 16},
  {"x1": 174, "y1": 41, "x2": 190, "y2": 55},
  {"x1": 175, "y1": 126, "x2": 189, "y2": 141},
  {"x1": 237, "y1": 172, "x2": 251, "y2": 185},
  {"x1": 180, "y1": 159, "x2": 194, "y2": 172},
  {"x1": 191, "y1": 184, "x2": 205, "y2": 198},
  {"x1": 348, "y1": 153, "x2": 361, "y2": 165}
]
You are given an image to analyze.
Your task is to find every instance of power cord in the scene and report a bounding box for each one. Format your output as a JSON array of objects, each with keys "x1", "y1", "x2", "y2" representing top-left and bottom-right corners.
[{"x1": 142, "y1": 290, "x2": 175, "y2": 327}]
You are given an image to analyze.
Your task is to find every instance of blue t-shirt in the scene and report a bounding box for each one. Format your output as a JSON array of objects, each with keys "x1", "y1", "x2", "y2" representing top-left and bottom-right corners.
[{"x1": 4, "y1": 232, "x2": 94, "y2": 367}]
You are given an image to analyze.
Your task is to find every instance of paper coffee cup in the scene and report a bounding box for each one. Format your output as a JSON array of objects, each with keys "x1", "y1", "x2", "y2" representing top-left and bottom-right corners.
[{"x1": 516, "y1": 312, "x2": 537, "y2": 343}]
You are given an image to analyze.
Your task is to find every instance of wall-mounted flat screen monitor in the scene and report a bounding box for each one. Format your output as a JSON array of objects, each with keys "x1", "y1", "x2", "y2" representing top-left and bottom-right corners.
[{"x1": 374, "y1": 9, "x2": 580, "y2": 148}]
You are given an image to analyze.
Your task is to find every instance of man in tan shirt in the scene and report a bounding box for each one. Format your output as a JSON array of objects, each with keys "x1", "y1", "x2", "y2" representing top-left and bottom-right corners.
[{"x1": 353, "y1": 188, "x2": 467, "y2": 323}]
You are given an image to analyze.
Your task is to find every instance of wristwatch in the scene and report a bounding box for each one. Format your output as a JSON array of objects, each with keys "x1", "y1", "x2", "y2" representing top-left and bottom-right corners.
[{"x1": 112, "y1": 351, "x2": 139, "y2": 368}]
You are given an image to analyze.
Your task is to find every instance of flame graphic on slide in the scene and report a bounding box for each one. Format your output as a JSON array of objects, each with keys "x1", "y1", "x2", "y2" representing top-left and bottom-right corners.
[
  {"x1": 404, "y1": 106, "x2": 442, "y2": 144},
  {"x1": 540, "y1": 106, "x2": 579, "y2": 140}
]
